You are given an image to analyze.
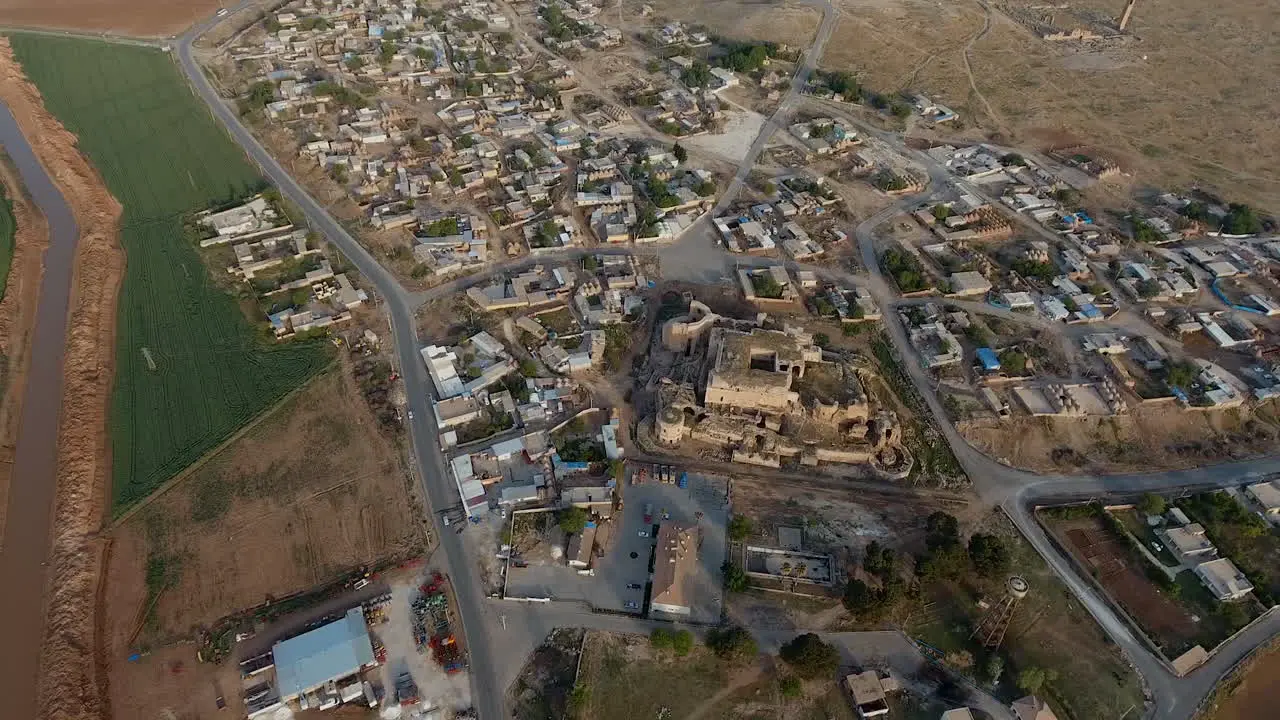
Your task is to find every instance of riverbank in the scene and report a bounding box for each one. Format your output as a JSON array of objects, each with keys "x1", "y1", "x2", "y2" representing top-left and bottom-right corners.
[
  {"x1": 0, "y1": 35, "x2": 123, "y2": 720},
  {"x1": 0, "y1": 152, "x2": 46, "y2": 548}
]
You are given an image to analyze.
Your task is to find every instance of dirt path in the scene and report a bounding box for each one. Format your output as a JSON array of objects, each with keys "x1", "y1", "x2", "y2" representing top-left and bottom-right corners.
[
  {"x1": 0, "y1": 155, "x2": 48, "y2": 547},
  {"x1": 0, "y1": 37, "x2": 123, "y2": 720},
  {"x1": 683, "y1": 659, "x2": 768, "y2": 720}
]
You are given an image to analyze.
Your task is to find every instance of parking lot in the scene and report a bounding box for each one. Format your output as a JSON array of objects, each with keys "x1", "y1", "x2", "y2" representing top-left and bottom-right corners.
[{"x1": 504, "y1": 469, "x2": 730, "y2": 622}]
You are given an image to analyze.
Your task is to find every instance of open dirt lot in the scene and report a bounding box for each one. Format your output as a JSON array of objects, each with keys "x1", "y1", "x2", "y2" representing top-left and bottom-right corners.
[
  {"x1": 101, "y1": 362, "x2": 423, "y2": 669},
  {"x1": 640, "y1": 0, "x2": 823, "y2": 51},
  {"x1": 1056, "y1": 517, "x2": 1197, "y2": 652},
  {"x1": 1208, "y1": 640, "x2": 1280, "y2": 720},
  {"x1": 0, "y1": 157, "x2": 45, "y2": 545},
  {"x1": 0, "y1": 0, "x2": 225, "y2": 36},
  {"x1": 819, "y1": 0, "x2": 1280, "y2": 210},
  {"x1": 961, "y1": 403, "x2": 1280, "y2": 473}
]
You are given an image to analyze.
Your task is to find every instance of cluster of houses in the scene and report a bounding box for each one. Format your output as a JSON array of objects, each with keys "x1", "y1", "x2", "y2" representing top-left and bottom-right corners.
[
  {"x1": 714, "y1": 176, "x2": 843, "y2": 258},
  {"x1": 197, "y1": 195, "x2": 366, "y2": 338},
  {"x1": 230, "y1": 0, "x2": 723, "y2": 283}
]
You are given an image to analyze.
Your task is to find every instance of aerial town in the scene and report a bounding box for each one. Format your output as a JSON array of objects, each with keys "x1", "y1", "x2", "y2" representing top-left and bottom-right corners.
[{"x1": 0, "y1": 1, "x2": 1277, "y2": 720}]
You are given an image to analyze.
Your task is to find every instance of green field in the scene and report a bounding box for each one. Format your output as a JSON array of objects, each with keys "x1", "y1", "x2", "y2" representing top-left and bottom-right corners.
[
  {"x1": 0, "y1": 179, "x2": 14, "y2": 301},
  {"x1": 7, "y1": 35, "x2": 331, "y2": 511}
]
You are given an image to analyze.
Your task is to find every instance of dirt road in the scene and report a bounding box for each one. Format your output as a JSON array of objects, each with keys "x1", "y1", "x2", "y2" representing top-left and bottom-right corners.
[{"x1": 0, "y1": 37, "x2": 123, "y2": 720}]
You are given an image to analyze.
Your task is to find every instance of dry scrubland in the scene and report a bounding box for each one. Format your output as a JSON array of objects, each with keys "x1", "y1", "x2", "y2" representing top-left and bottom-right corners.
[
  {"x1": 0, "y1": 0, "x2": 226, "y2": 36},
  {"x1": 823, "y1": 0, "x2": 1280, "y2": 210},
  {"x1": 644, "y1": 0, "x2": 823, "y2": 52}
]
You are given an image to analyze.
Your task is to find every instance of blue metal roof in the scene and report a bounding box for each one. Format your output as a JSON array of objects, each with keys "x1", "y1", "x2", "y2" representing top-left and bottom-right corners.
[
  {"x1": 975, "y1": 347, "x2": 1001, "y2": 371},
  {"x1": 272, "y1": 607, "x2": 374, "y2": 699}
]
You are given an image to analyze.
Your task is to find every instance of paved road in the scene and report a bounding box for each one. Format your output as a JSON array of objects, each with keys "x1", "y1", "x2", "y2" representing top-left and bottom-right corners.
[
  {"x1": 176, "y1": 11, "x2": 501, "y2": 720},
  {"x1": 171, "y1": 7, "x2": 1280, "y2": 720}
]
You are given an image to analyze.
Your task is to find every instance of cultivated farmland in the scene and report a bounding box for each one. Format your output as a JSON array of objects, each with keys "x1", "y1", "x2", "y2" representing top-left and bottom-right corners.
[{"x1": 6, "y1": 35, "x2": 332, "y2": 511}]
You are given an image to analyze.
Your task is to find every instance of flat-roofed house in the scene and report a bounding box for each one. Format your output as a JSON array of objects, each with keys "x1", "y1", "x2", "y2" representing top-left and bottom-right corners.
[
  {"x1": 1246, "y1": 481, "x2": 1280, "y2": 515},
  {"x1": 1160, "y1": 523, "x2": 1216, "y2": 561},
  {"x1": 1011, "y1": 696, "x2": 1059, "y2": 720},
  {"x1": 1194, "y1": 558, "x2": 1255, "y2": 601},
  {"x1": 845, "y1": 671, "x2": 889, "y2": 719}
]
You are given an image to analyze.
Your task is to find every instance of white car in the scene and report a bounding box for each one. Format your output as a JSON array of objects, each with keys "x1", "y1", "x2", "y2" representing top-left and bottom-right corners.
[
  {"x1": 215, "y1": 8, "x2": 228, "y2": 16},
  {"x1": 407, "y1": 410, "x2": 415, "y2": 420},
  {"x1": 637, "y1": 530, "x2": 648, "y2": 538}
]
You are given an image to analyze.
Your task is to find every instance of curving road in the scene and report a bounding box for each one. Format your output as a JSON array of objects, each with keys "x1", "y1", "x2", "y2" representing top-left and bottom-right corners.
[
  {"x1": 176, "y1": 11, "x2": 502, "y2": 720},
  {"x1": 171, "y1": 5, "x2": 1280, "y2": 720}
]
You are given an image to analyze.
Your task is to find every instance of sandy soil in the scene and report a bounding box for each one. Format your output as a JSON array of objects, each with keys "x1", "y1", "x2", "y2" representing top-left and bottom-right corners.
[
  {"x1": 0, "y1": 157, "x2": 47, "y2": 546},
  {"x1": 0, "y1": 0, "x2": 224, "y2": 36},
  {"x1": 1210, "y1": 641, "x2": 1280, "y2": 720},
  {"x1": 0, "y1": 36, "x2": 124, "y2": 720},
  {"x1": 960, "y1": 403, "x2": 1280, "y2": 473},
  {"x1": 101, "y1": 361, "x2": 422, "y2": 712},
  {"x1": 817, "y1": 0, "x2": 1280, "y2": 211}
]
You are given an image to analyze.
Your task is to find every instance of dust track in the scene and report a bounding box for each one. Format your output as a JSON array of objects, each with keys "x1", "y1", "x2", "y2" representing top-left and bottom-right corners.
[
  {"x1": 0, "y1": 37, "x2": 123, "y2": 720},
  {"x1": 0, "y1": 154, "x2": 48, "y2": 545}
]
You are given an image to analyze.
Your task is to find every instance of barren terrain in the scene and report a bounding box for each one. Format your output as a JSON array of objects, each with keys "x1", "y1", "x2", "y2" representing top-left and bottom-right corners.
[
  {"x1": 0, "y1": 0, "x2": 224, "y2": 36},
  {"x1": 102, "y1": 362, "x2": 422, "y2": 654},
  {"x1": 0, "y1": 157, "x2": 46, "y2": 545},
  {"x1": 960, "y1": 403, "x2": 1280, "y2": 473},
  {"x1": 0, "y1": 35, "x2": 124, "y2": 720},
  {"x1": 820, "y1": 0, "x2": 1280, "y2": 210}
]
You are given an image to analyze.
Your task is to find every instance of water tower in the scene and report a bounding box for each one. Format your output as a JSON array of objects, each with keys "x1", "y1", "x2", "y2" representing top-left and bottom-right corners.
[{"x1": 971, "y1": 576, "x2": 1029, "y2": 649}]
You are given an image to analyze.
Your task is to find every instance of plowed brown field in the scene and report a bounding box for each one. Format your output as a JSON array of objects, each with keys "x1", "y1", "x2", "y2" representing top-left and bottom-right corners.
[{"x1": 0, "y1": 1, "x2": 224, "y2": 36}]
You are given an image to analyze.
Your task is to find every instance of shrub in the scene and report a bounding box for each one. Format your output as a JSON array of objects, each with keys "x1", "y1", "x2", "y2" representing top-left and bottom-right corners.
[{"x1": 779, "y1": 633, "x2": 839, "y2": 679}]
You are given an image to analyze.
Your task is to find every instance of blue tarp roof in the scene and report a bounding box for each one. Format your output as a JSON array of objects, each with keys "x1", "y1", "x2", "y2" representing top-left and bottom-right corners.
[
  {"x1": 273, "y1": 607, "x2": 374, "y2": 699},
  {"x1": 975, "y1": 347, "x2": 1001, "y2": 371},
  {"x1": 1079, "y1": 304, "x2": 1103, "y2": 319}
]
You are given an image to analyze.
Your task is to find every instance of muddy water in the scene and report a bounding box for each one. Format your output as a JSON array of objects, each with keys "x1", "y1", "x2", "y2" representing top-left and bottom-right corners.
[{"x1": 0, "y1": 100, "x2": 80, "y2": 718}]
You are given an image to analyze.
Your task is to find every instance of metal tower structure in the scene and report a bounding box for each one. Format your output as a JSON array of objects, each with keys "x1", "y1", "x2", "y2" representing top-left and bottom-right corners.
[{"x1": 971, "y1": 576, "x2": 1029, "y2": 649}]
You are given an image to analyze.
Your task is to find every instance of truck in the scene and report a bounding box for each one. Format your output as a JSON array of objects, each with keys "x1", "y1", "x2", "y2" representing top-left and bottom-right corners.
[{"x1": 395, "y1": 673, "x2": 419, "y2": 706}]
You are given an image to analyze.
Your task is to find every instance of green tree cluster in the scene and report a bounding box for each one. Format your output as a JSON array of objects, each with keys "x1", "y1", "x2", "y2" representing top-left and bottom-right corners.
[{"x1": 779, "y1": 633, "x2": 839, "y2": 679}]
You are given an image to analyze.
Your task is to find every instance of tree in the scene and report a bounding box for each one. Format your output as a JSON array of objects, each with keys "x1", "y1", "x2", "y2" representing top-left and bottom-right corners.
[
  {"x1": 706, "y1": 625, "x2": 757, "y2": 662},
  {"x1": 1138, "y1": 493, "x2": 1167, "y2": 516},
  {"x1": 1017, "y1": 667, "x2": 1057, "y2": 694},
  {"x1": 1137, "y1": 278, "x2": 1163, "y2": 299},
  {"x1": 863, "y1": 541, "x2": 896, "y2": 578},
  {"x1": 1223, "y1": 203, "x2": 1263, "y2": 235},
  {"x1": 985, "y1": 654, "x2": 1005, "y2": 684},
  {"x1": 558, "y1": 506, "x2": 588, "y2": 534},
  {"x1": 814, "y1": 333, "x2": 831, "y2": 348},
  {"x1": 673, "y1": 143, "x2": 688, "y2": 162},
  {"x1": 1000, "y1": 153, "x2": 1024, "y2": 166},
  {"x1": 925, "y1": 512, "x2": 961, "y2": 552},
  {"x1": 650, "y1": 628, "x2": 673, "y2": 649},
  {"x1": 842, "y1": 578, "x2": 877, "y2": 612},
  {"x1": 968, "y1": 533, "x2": 1010, "y2": 577},
  {"x1": 672, "y1": 629, "x2": 694, "y2": 656},
  {"x1": 779, "y1": 633, "x2": 839, "y2": 679},
  {"x1": 681, "y1": 60, "x2": 712, "y2": 88},
  {"x1": 931, "y1": 204, "x2": 952, "y2": 221},
  {"x1": 722, "y1": 561, "x2": 748, "y2": 592}
]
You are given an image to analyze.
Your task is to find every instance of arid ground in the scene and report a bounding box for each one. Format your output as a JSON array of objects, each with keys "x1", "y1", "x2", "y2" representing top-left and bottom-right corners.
[
  {"x1": 0, "y1": 0, "x2": 226, "y2": 36},
  {"x1": 101, "y1": 362, "x2": 422, "y2": 718}
]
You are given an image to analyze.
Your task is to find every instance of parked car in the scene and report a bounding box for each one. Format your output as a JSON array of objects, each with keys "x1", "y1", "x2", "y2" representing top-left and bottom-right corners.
[
  {"x1": 643, "y1": 503, "x2": 653, "y2": 524},
  {"x1": 626, "y1": 583, "x2": 643, "y2": 590},
  {"x1": 624, "y1": 601, "x2": 639, "y2": 610},
  {"x1": 637, "y1": 530, "x2": 648, "y2": 538}
]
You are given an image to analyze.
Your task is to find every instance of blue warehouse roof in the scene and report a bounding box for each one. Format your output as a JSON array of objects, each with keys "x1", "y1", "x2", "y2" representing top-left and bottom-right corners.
[{"x1": 272, "y1": 607, "x2": 374, "y2": 700}]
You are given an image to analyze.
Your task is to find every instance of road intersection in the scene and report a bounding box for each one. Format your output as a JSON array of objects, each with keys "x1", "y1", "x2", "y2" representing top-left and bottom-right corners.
[{"x1": 169, "y1": 5, "x2": 1280, "y2": 719}]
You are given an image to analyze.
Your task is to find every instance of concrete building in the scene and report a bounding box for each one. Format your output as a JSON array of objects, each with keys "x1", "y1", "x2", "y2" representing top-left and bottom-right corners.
[
  {"x1": 845, "y1": 671, "x2": 890, "y2": 719},
  {"x1": 1245, "y1": 481, "x2": 1280, "y2": 515},
  {"x1": 1160, "y1": 523, "x2": 1216, "y2": 561},
  {"x1": 1194, "y1": 558, "x2": 1255, "y2": 601},
  {"x1": 650, "y1": 522, "x2": 698, "y2": 615},
  {"x1": 271, "y1": 607, "x2": 377, "y2": 706},
  {"x1": 703, "y1": 327, "x2": 822, "y2": 414},
  {"x1": 947, "y1": 271, "x2": 992, "y2": 297},
  {"x1": 940, "y1": 710, "x2": 976, "y2": 720},
  {"x1": 567, "y1": 523, "x2": 597, "y2": 568},
  {"x1": 1011, "y1": 696, "x2": 1058, "y2": 720}
]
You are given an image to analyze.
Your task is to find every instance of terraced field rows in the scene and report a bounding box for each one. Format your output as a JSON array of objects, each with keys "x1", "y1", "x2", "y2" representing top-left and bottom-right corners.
[{"x1": 7, "y1": 35, "x2": 331, "y2": 510}]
